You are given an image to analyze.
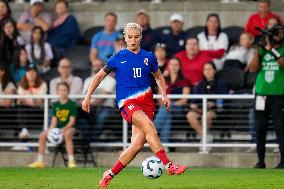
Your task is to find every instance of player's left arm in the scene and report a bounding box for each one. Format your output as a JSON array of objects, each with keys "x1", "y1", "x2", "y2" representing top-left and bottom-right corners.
[{"x1": 153, "y1": 70, "x2": 171, "y2": 112}]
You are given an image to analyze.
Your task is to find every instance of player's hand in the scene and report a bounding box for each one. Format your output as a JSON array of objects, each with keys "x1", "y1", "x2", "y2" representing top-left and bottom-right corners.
[
  {"x1": 81, "y1": 97, "x2": 91, "y2": 113},
  {"x1": 162, "y1": 96, "x2": 171, "y2": 112}
]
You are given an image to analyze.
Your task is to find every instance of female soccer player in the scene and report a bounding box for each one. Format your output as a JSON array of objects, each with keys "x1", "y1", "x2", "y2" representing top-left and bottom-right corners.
[{"x1": 82, "y1": 23, "x2": 186, "y2": 188}]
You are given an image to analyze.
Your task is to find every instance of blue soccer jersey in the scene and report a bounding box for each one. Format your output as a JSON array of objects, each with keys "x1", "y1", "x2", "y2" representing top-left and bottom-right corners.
[{"x1": 105, "y1": 48, "x2": 159, "y2": 109}]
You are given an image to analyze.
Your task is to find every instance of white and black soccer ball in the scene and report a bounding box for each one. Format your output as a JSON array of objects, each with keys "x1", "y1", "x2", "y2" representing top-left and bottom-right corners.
[
  {"x1": 141, "y1": 156, "x2": 163, "y2": 179},
  {"x1": 47, "y1": 128, "x2": 63, "y2": 145}
]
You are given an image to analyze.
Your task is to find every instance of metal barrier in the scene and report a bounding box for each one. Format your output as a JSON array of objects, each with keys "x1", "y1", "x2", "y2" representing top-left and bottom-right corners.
[{"x1": 0, "y1": 94, "x2": 278, "y2": 153}]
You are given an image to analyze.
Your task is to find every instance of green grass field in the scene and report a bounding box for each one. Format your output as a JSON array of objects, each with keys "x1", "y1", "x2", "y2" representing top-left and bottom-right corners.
[{"x1": 0, "y1": 168, "x2": 284, "y2": 189}]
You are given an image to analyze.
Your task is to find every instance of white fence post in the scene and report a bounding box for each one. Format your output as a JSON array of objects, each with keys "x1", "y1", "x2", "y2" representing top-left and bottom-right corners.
[
  {"x1": 122, "y1": 119, "x2": 128, "y2": 150},
  {"x1": 201, "y1": 97, "x2": 208, "y2": 154},
  {"x1": 43, "y1": 97, "x2": 49, "y2": 131}
]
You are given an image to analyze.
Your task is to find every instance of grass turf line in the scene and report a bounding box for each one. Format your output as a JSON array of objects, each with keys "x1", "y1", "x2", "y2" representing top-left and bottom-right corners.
[{"x1": 0, "y1": 168, "x2": 283, "y2": 189}]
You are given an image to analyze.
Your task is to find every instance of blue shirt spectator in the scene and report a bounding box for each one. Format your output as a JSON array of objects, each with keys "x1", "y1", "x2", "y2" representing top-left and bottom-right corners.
[
  {"x1": 48, "y1": 1, "x2": 81, "y2": 51},
  {"x1": 91, "y1": 30, "x2": 120, "y2": 62},
  {"x1": 190, "y1": 61, "x2": 228, "y2": 106},
  {"x1": 161, "y1": 13, "x2": 188, "y2": 57},
  {"x1": 192, "y1": 79, "x2": 228, "y2": 105},
  {"x1": 89, "y1": 12, "x2": 119, "y2": 63}
]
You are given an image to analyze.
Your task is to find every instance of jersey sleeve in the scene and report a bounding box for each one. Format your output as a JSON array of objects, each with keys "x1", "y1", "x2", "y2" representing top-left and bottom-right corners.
[
  {"x1": 104, "y1": 55, "x2": 117, "y2": 73},
  {"x1": 150, "y1": 53, "x2": 159, "y2": 73}
]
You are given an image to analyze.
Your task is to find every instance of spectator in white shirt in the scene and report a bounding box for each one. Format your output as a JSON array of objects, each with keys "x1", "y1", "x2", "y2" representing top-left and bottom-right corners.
[
  {"x1": 49, "y1": 58, "x2": 82, "y2": 96},
  {"x1": 223, "y1": 32, "x2": 255, "y2": 71},
  {"x1": 197, "y1": 13, "x2": 228, "y2": 70}
]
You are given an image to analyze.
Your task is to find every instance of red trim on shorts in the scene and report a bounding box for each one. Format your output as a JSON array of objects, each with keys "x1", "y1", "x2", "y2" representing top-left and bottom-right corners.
[{"x1": 120, "y1": 100, "x2": 154, "y2": 124}]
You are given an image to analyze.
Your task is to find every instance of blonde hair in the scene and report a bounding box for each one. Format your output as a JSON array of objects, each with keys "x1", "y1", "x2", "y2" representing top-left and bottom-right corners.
[{"x1": 123, "y1": 23, "x2": 142, "y2": 36}]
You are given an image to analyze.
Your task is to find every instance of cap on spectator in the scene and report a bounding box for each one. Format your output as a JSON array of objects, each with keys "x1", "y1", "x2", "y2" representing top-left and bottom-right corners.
[
  {"x1": 170, "y1": 13, "x2": 184, "y2": 23},
  {"x1": 25, "y1": 63, "x2": 38, "y2": 72},
  {"x1": 30, "y1": 0, "x2": 44, "y2": 6},
  {"x1": 136, "y1": 9, "x2": 149, "y2": 17}
]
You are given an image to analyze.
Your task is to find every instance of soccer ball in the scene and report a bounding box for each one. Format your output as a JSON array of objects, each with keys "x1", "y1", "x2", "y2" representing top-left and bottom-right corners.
[
  {"x1": 141, "y1": 156, "x2": 163, "y2": 179},
  {"x1": 47, "y1": 128, "x2": 63, "y2": 145}
]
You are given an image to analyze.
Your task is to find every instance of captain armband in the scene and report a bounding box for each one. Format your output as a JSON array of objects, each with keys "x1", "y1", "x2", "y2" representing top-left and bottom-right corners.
[
  {"x1": 271, "y1": 48, "x2": 282, "y2": 59},
  {"x1": 103, "y1": 65, "x2": 113, "y2": 74}
]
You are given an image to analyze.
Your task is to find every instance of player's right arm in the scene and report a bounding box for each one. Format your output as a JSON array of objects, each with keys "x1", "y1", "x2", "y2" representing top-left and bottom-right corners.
[{"x1": 81, "y1": 69, "x2": 108, "y2": 113}]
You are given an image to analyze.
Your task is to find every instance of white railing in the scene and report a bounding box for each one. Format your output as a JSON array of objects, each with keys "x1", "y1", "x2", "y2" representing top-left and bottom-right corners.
[{"x1": 0, "y1": 94, "x2": 278, "y2": 153}]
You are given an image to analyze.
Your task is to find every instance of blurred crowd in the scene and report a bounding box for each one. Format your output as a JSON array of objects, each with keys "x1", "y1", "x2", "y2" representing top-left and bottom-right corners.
[{"x1": 0, "y1": 0, "x2": 283, "y2": 146}]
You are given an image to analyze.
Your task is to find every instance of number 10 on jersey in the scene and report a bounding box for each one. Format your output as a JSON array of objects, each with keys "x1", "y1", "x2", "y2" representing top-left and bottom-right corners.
[{"x1": 133, "y1": 68, "x2": 142, "y2": 78}]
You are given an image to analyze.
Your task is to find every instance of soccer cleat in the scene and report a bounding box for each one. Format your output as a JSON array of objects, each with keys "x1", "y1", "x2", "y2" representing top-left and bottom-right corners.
[
  {"x1": 28, "y1": 161, "x2": 45, "y2": 168},
  {"x1": 99, "y1": 170, "x2": 113, "y2": 188},
  {"x1": 68, "y1": 160, "x2": 77, "y2": 168},
  {"x1": 166, "y1": 163, "x2": 186, "y2": 175}
]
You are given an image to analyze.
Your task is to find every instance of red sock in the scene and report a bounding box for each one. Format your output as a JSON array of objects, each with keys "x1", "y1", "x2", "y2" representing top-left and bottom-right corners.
[
  {"x1": 156, "y1": 150, "x2": 170, "y2": 166},
  {"x1": 111, "y1": 160, "x2": 126, "y2": 176}
]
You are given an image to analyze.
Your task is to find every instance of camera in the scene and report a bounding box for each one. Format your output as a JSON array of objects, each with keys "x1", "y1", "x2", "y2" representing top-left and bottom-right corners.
[{"x1": 254, "y1": 25, "x2": 284, "y2": 47}]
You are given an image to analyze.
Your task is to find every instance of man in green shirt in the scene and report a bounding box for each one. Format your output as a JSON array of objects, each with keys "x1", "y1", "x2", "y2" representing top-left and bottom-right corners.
[
  {"x1": 29, "y1": 82, "x2": 78, "y2": 168},
  {"x1": 250, "y1": 26, "x2": 284, "y2": 169}
]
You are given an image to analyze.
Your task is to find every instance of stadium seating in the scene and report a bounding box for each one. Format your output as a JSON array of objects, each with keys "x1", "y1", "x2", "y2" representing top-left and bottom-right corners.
[
  {"x1": 217, "y1": 67, "x2": 245, "y2": 92},
  {"x1": 64, "y1": 45, "x2": 90, "y2": 71},
  {"x1": 222, "y1": 26, "x2": 244, "y2": 48},
  {"x1": 185, "y1": 26, "x2": 204, "y2": 38}
]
